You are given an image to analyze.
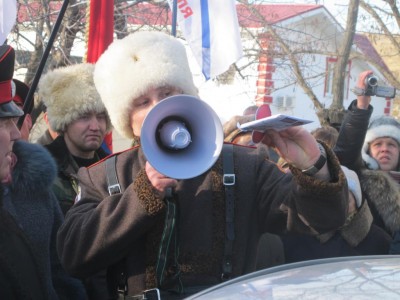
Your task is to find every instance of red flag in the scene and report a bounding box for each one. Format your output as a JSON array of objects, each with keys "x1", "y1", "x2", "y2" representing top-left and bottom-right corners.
[{"x1": 85, "y1": 0, "x2": 114, "y2": 153}]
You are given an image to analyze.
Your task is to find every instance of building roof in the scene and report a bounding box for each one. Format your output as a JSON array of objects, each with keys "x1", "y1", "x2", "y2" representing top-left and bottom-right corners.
[
  {"x1": 353, "y1": 34, "x2": 391, "y2": 74},
  {"x1": 236, "y1": 4, "x2": 323, "y2": 28}
]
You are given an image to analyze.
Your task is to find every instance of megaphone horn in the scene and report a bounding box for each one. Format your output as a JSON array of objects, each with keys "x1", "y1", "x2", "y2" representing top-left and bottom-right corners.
[{"x1": 141, "y1": 95, "x2": 224, "y2": 179}]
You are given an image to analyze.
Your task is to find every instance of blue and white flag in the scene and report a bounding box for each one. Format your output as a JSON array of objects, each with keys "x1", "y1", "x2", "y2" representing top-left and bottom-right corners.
[
  {"x1": 168, "y1": 0, "x2": 243, "y2": 80},
  {"x1": 0, "y1": 0, "x2": 17, "y2": 45}
]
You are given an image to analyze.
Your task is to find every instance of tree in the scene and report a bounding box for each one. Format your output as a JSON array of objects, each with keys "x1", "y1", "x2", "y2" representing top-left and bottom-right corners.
[{"x1": 328, "y1": 0, "x2": 360, "y2": 127}]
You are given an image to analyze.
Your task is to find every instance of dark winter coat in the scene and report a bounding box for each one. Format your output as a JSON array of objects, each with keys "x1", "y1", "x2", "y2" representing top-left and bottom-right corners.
[
  {"x1": 3, "y1": 140, "x2": 87, "y2": 300},
  {"x1": 334, "y1": 100, "x2": 400, "y2": 236},
  {"x1": 0, "y1": 184, "x2": 47, "y2": 299},
  {"x1": 44, "y1": 135, "x2": 108, "y2": 215},
  {"x1": 334, "y1": 100, "x2": 373, "y2": 171},
  {"x1": 390, "y1": 230, "x2": 400, "y2": 254},
  {"x1": 281, "y1": 199, "x2": 391, "y2": 263},
  {"x1": 57, "y1": 143, "x2": 348, "y2": 299},
  {"x1": 45, "y1": 136, "x2": 110, "y2": 300}
]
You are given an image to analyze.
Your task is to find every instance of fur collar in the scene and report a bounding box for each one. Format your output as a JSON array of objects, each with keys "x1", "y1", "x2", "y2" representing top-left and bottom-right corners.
[
  {"x1": 11, "y1": 141, "x2": 57, "y2": 192},
  {"x1": 360, "y1": 169, "x2": 400, "y2": 233}
]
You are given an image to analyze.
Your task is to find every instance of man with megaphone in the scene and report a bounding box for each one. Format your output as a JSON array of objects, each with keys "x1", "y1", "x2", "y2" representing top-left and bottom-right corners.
[{"x1": 57, "y1": 31, "x2": 349, "y2": 300}]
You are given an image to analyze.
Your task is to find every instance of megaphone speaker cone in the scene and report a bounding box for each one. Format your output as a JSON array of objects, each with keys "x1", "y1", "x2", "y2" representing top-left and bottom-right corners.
[{"x1": 141, "y1": 95, "x2": 224, "y2": 179}]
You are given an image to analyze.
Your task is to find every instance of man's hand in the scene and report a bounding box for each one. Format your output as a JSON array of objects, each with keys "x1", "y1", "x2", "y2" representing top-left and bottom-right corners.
[
  {"x1": 145, "y1": 161, "x2": 178, "y2": 199},
  {"x1": 261, "y1": 127, "x2": 330, "y2": 180},
  {"x1": 356, "y1": 70, "x2": 373, "y2": 110}
]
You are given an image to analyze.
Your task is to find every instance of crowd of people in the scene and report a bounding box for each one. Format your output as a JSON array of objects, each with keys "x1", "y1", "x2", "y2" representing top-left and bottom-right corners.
[{"x1": 0, "y1": 30, "x2": 399, "y2": 299}]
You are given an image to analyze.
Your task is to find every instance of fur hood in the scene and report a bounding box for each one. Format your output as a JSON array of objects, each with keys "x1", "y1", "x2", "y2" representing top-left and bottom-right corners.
[
  {"x1": 11, "y1": 141, "x2": 57, "y2": 192},
  {"x1": 360, "y1": 169, "x2": 400, "y2": 234}
]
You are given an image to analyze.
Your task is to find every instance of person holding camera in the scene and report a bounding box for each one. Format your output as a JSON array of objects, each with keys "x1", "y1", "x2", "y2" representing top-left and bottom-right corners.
[
  {"x1": 57, "y1": 31, "x2": 349, "y2": 299},
  {"x1": 334, "y1": 70, "x2": 400, "y2": 246}
]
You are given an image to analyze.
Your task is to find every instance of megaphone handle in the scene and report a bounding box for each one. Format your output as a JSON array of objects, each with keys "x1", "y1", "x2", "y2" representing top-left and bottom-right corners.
[{"x1": 165, "y1": 187, "x2": 173, "y2": 198}]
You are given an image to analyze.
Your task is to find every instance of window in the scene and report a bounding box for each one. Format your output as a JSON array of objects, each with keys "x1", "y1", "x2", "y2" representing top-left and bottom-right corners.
[
  {"x1": 324, "y1": 57, "x2": 351, "y2": 99},
  {"x1": 324, "y1": 57, "x2": 337, "y2": 96}
]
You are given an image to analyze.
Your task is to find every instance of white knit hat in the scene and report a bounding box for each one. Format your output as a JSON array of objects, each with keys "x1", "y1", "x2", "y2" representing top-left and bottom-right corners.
[
  {"x1": 38, "y1": 63, "x2": 112, "y2": 133},
  {"x1": 341, "y1": 166, "x2": 362, "y2": 208},
  {"x1": 362, "y1": 116, "x2": 400, "y2": 170},
  {"x1": 94, "y1": 31, "x2": 198, "y2": 140}
]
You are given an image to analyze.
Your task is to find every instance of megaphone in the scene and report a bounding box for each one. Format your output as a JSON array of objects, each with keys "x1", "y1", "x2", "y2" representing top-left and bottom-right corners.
[{"x1": 141, "y1": 95, "x2": 224, "y2": 180}]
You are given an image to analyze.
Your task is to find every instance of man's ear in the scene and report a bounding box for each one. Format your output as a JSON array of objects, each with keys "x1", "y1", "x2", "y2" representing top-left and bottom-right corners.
[
  {"x1": 25, "y1": 114, "x2": 33, "y2": 131},
  {"x1": 43, "y1": 111, "x2": 49, "y2": 125}
]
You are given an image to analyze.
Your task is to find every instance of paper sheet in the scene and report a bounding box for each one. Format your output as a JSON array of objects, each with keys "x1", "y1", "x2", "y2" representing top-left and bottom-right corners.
[{"x1": 237, "y1": 114, "x2": 313, "y2": 132}]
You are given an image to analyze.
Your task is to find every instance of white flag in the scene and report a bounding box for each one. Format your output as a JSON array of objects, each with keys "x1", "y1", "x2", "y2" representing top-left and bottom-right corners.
[
  {"x1": 0, "y1": 0, "x2": 17, "y2": 45},
  {"x1": 168, "y1": 0, "x2": 243, "y2": 80}
]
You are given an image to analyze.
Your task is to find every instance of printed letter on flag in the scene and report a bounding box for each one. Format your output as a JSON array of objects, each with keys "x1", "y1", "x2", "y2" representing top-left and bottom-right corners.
[
  {"x1": 0, "y1": 0, "x2": 17, "y2": 45},
  {"x1": 168, "y1": 0, "x2": 243, "y2": 80}
]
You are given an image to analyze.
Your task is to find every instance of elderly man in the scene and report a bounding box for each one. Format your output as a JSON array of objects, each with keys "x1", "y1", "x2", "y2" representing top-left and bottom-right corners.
[
  {"x1": 57, "y1": 31, "x2": 348, "y2": 299},
  {"x1": 0, "y1": 44, "x2": 49, "y2": 299}
]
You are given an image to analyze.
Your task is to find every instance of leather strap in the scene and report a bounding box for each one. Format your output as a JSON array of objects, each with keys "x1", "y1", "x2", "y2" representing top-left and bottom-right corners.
[
  {"x1": 221, "y1": 144, "x2": 235, "y2": 280},
  {"x1": 106, "y1": 155, "x2": 121, "y2": 195},
  {"x1": 155, "y1": 192, "x2": 183, "y2": 293}
]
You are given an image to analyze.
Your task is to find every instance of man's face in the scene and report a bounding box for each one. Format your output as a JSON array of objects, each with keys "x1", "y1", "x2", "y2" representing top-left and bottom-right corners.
[
  {"x1": 129, "y1": 86, "x2": 182, "y2": 137},
  {"x1": 369, "y1": 137, "x2": 400, "y2": 171},
  {"x1": 63, "y1": 111, "x2": 108, "y2": 158},
  {"x1": 0, "y1": 117, "x2": 21, "y2": 180}
]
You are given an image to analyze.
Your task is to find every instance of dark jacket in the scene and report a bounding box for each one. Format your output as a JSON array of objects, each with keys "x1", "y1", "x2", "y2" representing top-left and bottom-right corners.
[
  {"x1": 45, "y1": 135, "x2": 108, "y2": 215},
  {"x1": 3, "y1": 141, "x2": 87, "y2": 300},
  {"x1": 45, "y1": 136, "x2": 110, "y2": 300},
  {"x1": 334, "y1": 100, "x2": 400, "y2": 236},
  {"x1": 57, "y1": 143, "x2": 348, "y2": 299},
  {"x1": 390, "y1": 230, "x2": 400, "y2": 254},
  {"x1": 334, "y1": 100, "x2": 373, "y2": 171},
  {"x1": 0, "y1": 185, "x2": 48, "y2": 300},
  {"x1": 281, "y1": 199, "x2": 391, "y2": 263}
]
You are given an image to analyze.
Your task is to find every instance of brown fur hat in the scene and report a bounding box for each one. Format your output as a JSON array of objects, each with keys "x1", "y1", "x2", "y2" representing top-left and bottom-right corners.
[{"x1": 38, "y1": 63, "x2": 111, "y2": 133}]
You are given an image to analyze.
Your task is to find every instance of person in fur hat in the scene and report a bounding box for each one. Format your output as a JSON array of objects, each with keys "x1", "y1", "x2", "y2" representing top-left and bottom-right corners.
[
  {"x1": 334, "y1": 70, "x2": 400, "y2": 246},
  {"x1": 38, "y1": 63, "x2": 112, "y2": 299},
  {"x1": 57, "y1": 31, "x2": 349, "y2": 299},
  {"x1": 38, "y1": 63, "x2": 112, "y2": 215}
]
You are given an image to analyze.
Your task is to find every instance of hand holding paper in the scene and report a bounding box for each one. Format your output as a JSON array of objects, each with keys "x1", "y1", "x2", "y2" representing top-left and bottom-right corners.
[
  {"x1": 236, "y1": 105, "x2": 326, "y2": 176},
  {"x1": 237, "y1": 114, "x2": 312, "y2": 132}
]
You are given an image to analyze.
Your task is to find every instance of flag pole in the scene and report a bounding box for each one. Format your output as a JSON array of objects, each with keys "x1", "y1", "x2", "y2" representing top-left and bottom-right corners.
[
  {"x1": 19, "y1": 0, "x2": 70, "y2": 128},
  {"x1": 171, "y1": 0, "x2": 177, "y2": 37}
]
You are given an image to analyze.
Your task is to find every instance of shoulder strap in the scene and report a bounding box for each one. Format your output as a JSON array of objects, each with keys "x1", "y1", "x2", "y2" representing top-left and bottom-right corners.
[
  {"x1": 221, "y1": 143, "x2": 235, "y2": 280},
  {"x1": 105, "y1": 155, "x2": 121, "y2": 195}
]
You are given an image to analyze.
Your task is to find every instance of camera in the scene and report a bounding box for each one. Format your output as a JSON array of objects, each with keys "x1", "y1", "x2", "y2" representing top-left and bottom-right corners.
[{"x1": 364, "y1": 75, "x2": 396, "y2": 98}]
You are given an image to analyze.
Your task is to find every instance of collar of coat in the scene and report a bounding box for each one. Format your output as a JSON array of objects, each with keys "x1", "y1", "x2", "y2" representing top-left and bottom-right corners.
[
  {"x1": 360, "y1": 169, "x2": 400, "y2": 234},
  {"x1": 11, "y1": 140, "x2": 57, "y2": 192},
  {"x1": 45, "y1": 135, "x2": 108, "y2": 173}
]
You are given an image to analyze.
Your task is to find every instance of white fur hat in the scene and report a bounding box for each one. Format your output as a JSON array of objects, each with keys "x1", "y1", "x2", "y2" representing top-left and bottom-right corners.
[
  {"x1": 94, "y1": 31, "x2": 198, "y2": 139},
  {"x1": 38, "y1": 63, "x2": 111, "y2": 133},
  {"x1": 362, "y1": 116, "x2": 400, "y2": 169},
  {"x1": 341, "y1": 166, "x2": 362, "y2": 208}
]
